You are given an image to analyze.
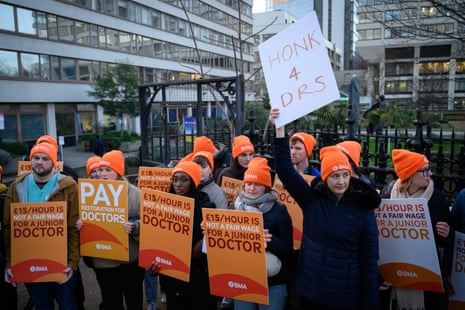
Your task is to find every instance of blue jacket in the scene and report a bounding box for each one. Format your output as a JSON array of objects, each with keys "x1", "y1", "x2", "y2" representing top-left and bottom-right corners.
[{"x1": 274, "y1": 137, "x2": 380, "y2": 309}]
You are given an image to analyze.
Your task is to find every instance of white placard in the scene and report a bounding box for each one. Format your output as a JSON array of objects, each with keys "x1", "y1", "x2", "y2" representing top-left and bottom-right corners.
[{"x1": 258, "y1": 11, "x2": 339, "y2": 128}]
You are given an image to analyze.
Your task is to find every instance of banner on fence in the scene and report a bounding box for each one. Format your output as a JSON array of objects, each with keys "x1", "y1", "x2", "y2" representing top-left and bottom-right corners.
[
  {"x1": 10, "y1": 201, "x2": 67, "y2": 283},
  {"x1": 139, "y1": 188, "x2": 194, "y2": 282},
  {"x1": 78, "y1": 179, "x2": 129, "y2": 261},
  {"x1": 202, "y1": 208, "x2": 269, "y2": 305},
  {"x1": 375, "y1": 198, "x2": 443, "y2": 292}
]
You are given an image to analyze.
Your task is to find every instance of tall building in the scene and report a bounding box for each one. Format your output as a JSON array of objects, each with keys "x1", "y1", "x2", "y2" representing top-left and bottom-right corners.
[
  {"x1": 356, "y1": 0, "x2": 465, "y2": 114},
  {"x1": 0, "y1": 0, "x2": 254, "y2": 144},
  {"x1": 263, "y1": 0, "x2": 358, "y2": 70}
]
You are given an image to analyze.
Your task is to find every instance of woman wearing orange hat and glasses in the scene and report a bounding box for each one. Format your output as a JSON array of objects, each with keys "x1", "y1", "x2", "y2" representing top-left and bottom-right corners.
[
  {"x1": 379, "y1": 149, "x2": 453, "y2": 310},
  {"x1": 150, "y1": 161, "x2": 217, "y2": 309},
  {"x1": 269, "y1": 108, "x2": 381, "y2": 309},
  {"x1": 231, "y1": 157, "x2": 293, "y2": 310}
]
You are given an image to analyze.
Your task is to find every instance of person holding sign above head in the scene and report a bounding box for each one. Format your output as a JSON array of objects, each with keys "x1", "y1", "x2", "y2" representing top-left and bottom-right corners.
[
  {"x1": 149, "y1": 160, "x2": 217, "y2": 310},
  {"x1": 3, "y1": 140, "x2": 80, "y2": 309},
  {"x1": 269, "y1": 108, "x2": 381, "y2": 310},
  {"x1": 77, "y1": 150, "x2": 145, "y2": 310},
  {"x1": 217, "y1": 135, "x2": 255, "y2": 186},
  {"x1": 379, "y1": 149, "x2": 453, "y2": 310},
  {"x1": 231, "y1": 156, "x2": 293, "y2": 310},
  {"x1": 289, "y1": 132, "x2": 320, "y2": 176}
]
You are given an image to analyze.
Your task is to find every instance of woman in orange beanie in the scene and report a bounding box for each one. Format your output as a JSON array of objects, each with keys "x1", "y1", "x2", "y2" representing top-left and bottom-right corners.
[
  {"x1": 270, "y1": 108, "x2": 381, "y2": 309},
  {"x1": 77, "y1": 150, "x2": 145, "y2": 309},
  {"x1": 231, "y1": 157, "x2": 292, "y2": 310},
  {"x1": 217, "y1": 135, "x2": 255, "y2": 186},
  {"x1": 379, "y1": 149, "x2": 453, "y2": 310},
  {"x1": 152, "y1": 160, "x2": 217, "y2": 310}
]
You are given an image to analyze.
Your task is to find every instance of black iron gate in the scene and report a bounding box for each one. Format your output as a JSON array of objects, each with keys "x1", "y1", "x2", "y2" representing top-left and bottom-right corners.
[{"x1": 139, "y1": 75, "x2": 244, "y2": 165}]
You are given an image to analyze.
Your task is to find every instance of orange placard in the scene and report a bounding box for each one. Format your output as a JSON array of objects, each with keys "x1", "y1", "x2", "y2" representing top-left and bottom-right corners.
[
  {"x1": 78, "y1": 179, "x2": 129, "y2": 261},
  {"x1": 273, "y1": 174, "x2": 313, "y2": 249},
  {"x1": 220, "y1": 176, "x2": 242, "y2": 207},
  {"x1": 202, "y1": 208, "x2": 268, "y2": 305},
  {"x1": 137, "y1": 167, "x2": 173, "y2": 192},
  {"x1": 17, "y1": 160, "x2": 63, "y2": 176},
  {"x1": 10, "y1": 201, "x2": 67, "y2": 283},
  {"x1": 139, "y1": 188, "x2": 195, "y2": 282},
  {"x1": 448, "y1": 231, "x2": 465, "y2": 309}
]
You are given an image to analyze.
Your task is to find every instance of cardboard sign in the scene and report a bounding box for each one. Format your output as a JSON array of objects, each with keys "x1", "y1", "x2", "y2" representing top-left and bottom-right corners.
[
  {"x1": 137, "y1": 167, "x2": 173, "y2": 192},
  {"x1": 258, "y1": 11, "x2": 339, "y2": 127},
  {"x1": 10, "y1": 201, "x2": 67, "y2": 283},
  {"x1": 139, "y1": 188, "x2": 195, "y2": 282},
  {"x1": 273, "y1": 174, "x2": 313, "y2": 249},
  {"x1": 220, "y1": 176, "x2": 242, "y2": 207},
  {"x1": 449, "y1": 231, "x2": 465, "y2": 309},
  {"x1": 202, "y1": 208, "x2": 269, "y2": 305},
  {"x1": 78, "y1": 179, "x2": 129, "y2": 261},
  {"x1": 17, "y1": 160, "x2": 63, "y2": 176},
  {"x1": 376, "y1": 198, "x2": 443, "y2": 292}
]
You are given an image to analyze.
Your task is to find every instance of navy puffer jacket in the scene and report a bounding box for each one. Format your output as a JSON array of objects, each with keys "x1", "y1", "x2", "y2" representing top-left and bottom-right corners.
[{"x1": 274, "y1": 137, "x2": 380, "y2": 309}]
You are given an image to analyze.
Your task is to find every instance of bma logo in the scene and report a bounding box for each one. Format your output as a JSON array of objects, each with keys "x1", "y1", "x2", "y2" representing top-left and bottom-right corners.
[
  {"x1": 29, "y1": 265, "x2": 48, "y2": 272},
  {"x1": 96, "y1": 243, "x2": 112, "y2": 250},
  {"x1": 396, "y1": 270, "x2": 418, "y2": 278},
  {"x1": 156, "y1": 256, "x2": 172, "y2": 266},
  {"x1": 227, "y1": 281, "x2": 248, "y2": 289}
]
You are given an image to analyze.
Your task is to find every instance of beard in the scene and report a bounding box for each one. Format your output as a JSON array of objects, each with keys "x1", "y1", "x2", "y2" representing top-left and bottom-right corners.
[{"x1": 32, "y1": 165, "x2": 54, "y2": 178}]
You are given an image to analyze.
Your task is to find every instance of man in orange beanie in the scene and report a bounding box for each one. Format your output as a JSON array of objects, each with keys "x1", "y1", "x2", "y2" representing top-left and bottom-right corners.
[
  {"x1": 290, "y1": 132, "x2": 320, "y2": 176},
  {"x1": 3, "y1": 140, "x2": 80, "y2": 309}
]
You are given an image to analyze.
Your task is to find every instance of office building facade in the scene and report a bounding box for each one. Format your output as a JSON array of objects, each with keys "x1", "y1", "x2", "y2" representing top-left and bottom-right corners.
[{"x1": 0, "y1": 0, "x2": 254, "y2": 144}]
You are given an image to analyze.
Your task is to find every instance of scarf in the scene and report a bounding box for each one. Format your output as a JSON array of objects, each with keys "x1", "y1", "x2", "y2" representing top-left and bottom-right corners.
[
  {"x1": 233, "y1": 191, "x2": 277, "y2": 214},
  {"x1": 388, "y1": 179, "x2": 435, "y2": 310}
]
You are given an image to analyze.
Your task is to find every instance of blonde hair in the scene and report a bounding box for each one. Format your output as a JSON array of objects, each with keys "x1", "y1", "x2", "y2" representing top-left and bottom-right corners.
[{"x1": 398, "y1": 178, "x2": 411, "y2": 193}]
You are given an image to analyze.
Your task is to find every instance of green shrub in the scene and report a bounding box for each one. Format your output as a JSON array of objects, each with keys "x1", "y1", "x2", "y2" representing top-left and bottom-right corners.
[{"x1": 0, "y1": 141, "x2": 29, "y2": 156}]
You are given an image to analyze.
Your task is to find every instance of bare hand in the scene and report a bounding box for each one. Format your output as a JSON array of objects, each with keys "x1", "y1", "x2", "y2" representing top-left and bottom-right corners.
[
  {"x1": 147, "y1": 262, "x2": 161, "y2": 276},
  {"x1": 379, "y1": 281, "x2": 391, "y2": 291},
  {"x1": 436, "y1": 221, "x2": 450, "y2": 238},
  {"x1": 4, "y1": 269, "x2": 16, "y2": 287},
  {"x1": 76, "y1": 219, "x2": 83, "y2": 231},
  {"x1": 123, "y1": 221, "x2": 135, "y2": 234},
  {"x1": 58, "y1": 267, "x2": 73, "y2": 284},
  {"x1": 269, "y1": 108, "x2": 280, "y2": 125}
]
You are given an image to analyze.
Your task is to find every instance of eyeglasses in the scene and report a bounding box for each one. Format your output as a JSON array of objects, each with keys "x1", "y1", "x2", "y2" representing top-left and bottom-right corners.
[
  {"x1": 416, "y1": 167, "x2": 432, "y2": 176},
  {"x1": 171, "y1": 177, "x2": 190, "y2": 184}
]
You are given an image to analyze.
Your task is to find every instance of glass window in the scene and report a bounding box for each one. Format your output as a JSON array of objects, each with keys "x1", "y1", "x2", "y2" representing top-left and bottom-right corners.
[
  {"x1": 0, "y1": 50, "x2": 19, "y2": 77},
  {"x1": 21, "y1": 53, "x2": 40, "y2": 78},
  {"x1": 98, "y1": 26, "x2": 106, "y2": 48},
  {"x1": 0, "y1": 112, "x2": 18, "y2": 141},
  {"x1": 106, "y1": 28, "x2": 118, "y2": 49},
  {"x1": 51, "y1": 56, "x2": 60, "y2": 80},
  {"x1": 0, "y1": 3, "x2": 15, "y2": 31},
  {"x1": 58, "y1": 17, "x2": 74, "y2": 41},
  {"x1": 119, "y1": 31, "x2": 131, "y2": 51},
  {"x1": 48, "y1": 15, "x2": 58, "y2": 40},
  {"x1": 90, "y1": 24, "x2": 98, "y2": 47},
  {"x1": 76, "y1": 22, "x2": 90, "y2": 45},
  {"x1": 17, "y1": 8, "x2": 37, "y2": 35},
  {"x1": 152, "y1": 11, "x2": 161, "y2": 28},
  {"x1": 78, "y1": 111, "x2": 96, "y2": 134},
  {"x1": 36, "y1": 12, "x2": 48, "y2": 38},
  {"x1": 104, "y1": 0, "x2": 115, "y2": 14},
  {"x1": 56, "y1": 112, "x2": 75, "y2": 136},
  {"x1": 21, "y1": 114, "x2": 45, "y2": 140},
  {"x1": 118, "y1": 0, "x2": 129, "y2": 18},
  {"x1": 142, "y1": 37, "x2": 153, "y2": 56},
  {"x1": 61, "y1": 58, "x2": 76, "y2": 80},
  {"x1": 178, "y1": 20, "x2": 187, "y2": 35},
  {"x1": 79, "y1": 60, "x2": 98, "y2": 81},
  {"x1": 40, "y1": 55, "x2": 50, "y2": 80}
]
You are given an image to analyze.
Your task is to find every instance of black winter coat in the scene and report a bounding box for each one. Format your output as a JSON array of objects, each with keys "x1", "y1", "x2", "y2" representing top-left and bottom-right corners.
[{"x1": 274, "y1": 137, "x2": 381, "y2": 309}]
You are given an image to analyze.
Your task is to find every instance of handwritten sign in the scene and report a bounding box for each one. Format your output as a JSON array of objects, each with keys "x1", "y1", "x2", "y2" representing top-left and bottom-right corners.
[
  {"x1": 137, "y1": 167, "x2": 173, "y2": 192},
  {"x1": 273, "y1": 174, "x2": 313, "y2": 249},
  {"x1": 10, "y1": 201, "x2": 67, "y2": 283},
  {"x1": 258, "y1": 11, "x2": 339, "y2": 127},
  {"x1": 202, "y1": 208, "x2": 268, "y2": 305},
  {"x1": 449, "y1": 231, "x2": 465, "y2": 309},
  {"x1": 139, "y1": 188, "x2": 195, "y2": 282},
  {"x1": 375, "y1": 198, "x2": 443, "y2": 292},
  {"x1": 220, "y1": 176, "x2": 242, "y2": 207},
  {"x1": 17, "y1": 160, "x2": 63, "y2": 176},
  {"x1": 78, "y1": 179, "x2": 129, "y2": 261}
]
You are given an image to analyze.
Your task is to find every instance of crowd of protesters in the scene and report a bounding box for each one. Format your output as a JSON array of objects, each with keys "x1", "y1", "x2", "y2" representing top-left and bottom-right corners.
[{"x1": 0, "y1": 106, "x2": 463, "y2": 310}]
